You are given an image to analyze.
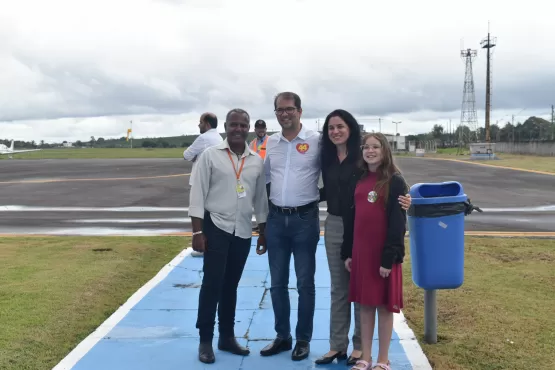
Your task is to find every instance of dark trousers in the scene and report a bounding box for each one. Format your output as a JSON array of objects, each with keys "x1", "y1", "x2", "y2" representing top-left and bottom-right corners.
[
  {"x1": 266, "y1": 202, "x2": 320, "y2": 342},
  {"x1": 196, "y1": 212, "x2": 251, "y2": 342}
]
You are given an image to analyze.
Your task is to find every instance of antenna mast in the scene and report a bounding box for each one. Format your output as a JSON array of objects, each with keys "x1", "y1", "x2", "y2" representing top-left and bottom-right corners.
[
  {"x1": 481, "y1": 23, "x2": 497, "y2": 143},
  {"x1": 459, "y1": 47, "x2": 479, "y2": 150}
]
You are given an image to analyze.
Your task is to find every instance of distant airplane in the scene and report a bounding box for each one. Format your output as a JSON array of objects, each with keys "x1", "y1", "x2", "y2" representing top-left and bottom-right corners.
[{"x1": 0, "y1": 140, "x2": 42, "y2": 158}]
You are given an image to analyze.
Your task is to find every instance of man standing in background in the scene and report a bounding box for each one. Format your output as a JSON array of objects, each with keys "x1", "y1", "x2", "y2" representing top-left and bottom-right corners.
[
  {"x1": 249, "y1": 119, "x2": 269, "y2": 160},
  {"x1": 183, "y1": 112, "x2": 223, "y2": 257},
  {"x1": 250, "y1": 119, "x2": 269, "y2": 233}
]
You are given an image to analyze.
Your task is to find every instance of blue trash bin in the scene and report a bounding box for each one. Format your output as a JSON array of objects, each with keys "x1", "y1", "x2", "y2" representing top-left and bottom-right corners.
[{"x1": 407, "y1": 181, "x2": 468, "y2": 290}]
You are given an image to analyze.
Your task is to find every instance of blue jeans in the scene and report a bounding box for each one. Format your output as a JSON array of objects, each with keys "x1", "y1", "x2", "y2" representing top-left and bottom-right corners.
[{"x1": 266, "y1": 202, "x2": 320, "y2": 342}]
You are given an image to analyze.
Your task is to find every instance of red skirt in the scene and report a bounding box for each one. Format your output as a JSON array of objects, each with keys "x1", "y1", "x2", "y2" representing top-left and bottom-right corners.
[
  {"x1": 386, "y1": 264, "x2": 403, "y2": 313},
  {"x1": 349, "y1": 261, "x2": 404, "y2": 314}
]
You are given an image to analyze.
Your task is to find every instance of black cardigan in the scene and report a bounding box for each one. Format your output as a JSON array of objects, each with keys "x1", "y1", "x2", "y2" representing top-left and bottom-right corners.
[{"x1": 320, "y1": 168, "x2": 408, "y2": 270}]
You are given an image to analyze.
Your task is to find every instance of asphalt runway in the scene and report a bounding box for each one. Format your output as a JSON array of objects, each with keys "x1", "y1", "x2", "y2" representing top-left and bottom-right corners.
[{"x1": 0, "y1": 157, "x2": 554, "y2": 235}]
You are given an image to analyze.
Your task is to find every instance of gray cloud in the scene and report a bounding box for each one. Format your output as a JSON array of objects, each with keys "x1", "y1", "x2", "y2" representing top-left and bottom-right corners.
[
  {"x1": 1, "y1": 0, "x2": 554, "y2": 143},
  {"x1": 3, "y1": 48, "x2": 554, "y2": 125}
]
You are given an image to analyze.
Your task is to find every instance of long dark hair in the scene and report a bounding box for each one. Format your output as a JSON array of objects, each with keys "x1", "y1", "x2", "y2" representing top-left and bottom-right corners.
[
  {"x1": 320, "y1": 109, "x2": 362, "y2": 171},
  {"x1": 358, "y1": 133, "x2": 404, "y2": 204}
]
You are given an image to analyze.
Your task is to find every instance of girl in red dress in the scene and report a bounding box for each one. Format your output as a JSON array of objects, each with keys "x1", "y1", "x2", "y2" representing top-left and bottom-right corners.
[{"x1": 345, "y1": 133, "x2": 408, "y2": 370}]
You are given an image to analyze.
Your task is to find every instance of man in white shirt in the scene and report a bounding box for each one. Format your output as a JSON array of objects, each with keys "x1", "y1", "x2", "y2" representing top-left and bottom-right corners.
[
  {"x1": 188, "y1": 108, "x2": 269, "y2": 364},
  {"x1": 184, "y1": 112, "x2": 223, "y2": 185},
  {"x1": 183, "y1": 112, "x2": 223, "y2": 257},
  {"x1": 258, "y1": 92, "x2": 321, "y2": 361}
]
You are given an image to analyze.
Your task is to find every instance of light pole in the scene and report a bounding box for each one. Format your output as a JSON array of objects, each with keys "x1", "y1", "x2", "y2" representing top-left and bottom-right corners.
[{"x1": 392, "y1": 121, "x2": 401, "y2": 151}]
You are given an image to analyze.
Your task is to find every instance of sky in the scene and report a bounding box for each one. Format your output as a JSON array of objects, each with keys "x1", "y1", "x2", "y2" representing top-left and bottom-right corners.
[{"x1": 1, "y1": 0, "x2": 554, "y2": 143}]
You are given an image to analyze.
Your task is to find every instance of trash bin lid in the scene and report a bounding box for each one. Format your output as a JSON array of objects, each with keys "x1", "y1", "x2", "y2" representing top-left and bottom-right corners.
[{"x1": 409, "y1": 181, "x2": 468, "y2": 205}]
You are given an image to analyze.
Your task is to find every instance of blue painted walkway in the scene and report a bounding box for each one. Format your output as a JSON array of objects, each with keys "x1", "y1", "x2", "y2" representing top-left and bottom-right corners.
[{"x1": 58, "y1": 237, "x2": 430, "y2": 369}]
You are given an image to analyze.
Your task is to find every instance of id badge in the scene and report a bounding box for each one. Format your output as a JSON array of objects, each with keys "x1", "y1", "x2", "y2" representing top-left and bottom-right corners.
[{"x1": 236, "y1": 183, "x2": 246, "y2": 198}]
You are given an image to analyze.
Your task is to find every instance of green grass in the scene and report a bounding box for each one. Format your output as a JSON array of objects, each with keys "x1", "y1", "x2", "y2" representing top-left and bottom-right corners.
[
  {"x1": 402, "y1": 236, "x2": 555, "y2": 369},
  {"x1": 0, "y1": 236, "x2": 188, "y2": 370},
  {"x1": 429, "y1": 149, "x2": 555, "y2": 173},
  {"x1": 2, "y1": 236, "x2": 554, "y2": 369},
  {"x1": 0, "y1": 148, "x2": 186, "y2": 159}
]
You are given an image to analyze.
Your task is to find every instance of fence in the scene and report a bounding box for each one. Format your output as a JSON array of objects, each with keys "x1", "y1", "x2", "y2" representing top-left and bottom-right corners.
[{"x1": 495, "y1": 142, "x2": 555, "y2": 156}]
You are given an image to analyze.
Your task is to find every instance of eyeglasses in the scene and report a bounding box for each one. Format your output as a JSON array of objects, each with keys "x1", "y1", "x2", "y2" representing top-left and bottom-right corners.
[
  {"x1": 360, "y1": 144, "x2": 381, "y2": 151},
  {"x1": 274, "y1": 107, "x2": 297, "y2": 115}
]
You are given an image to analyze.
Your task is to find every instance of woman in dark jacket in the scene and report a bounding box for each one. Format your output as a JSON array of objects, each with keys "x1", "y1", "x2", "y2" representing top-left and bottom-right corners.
[{"x1": 315, "y1": 109, "x2": 411, "y2": 366}]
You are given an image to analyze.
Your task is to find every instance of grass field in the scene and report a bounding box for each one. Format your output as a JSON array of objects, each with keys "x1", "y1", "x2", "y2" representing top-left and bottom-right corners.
[
  {"x1": 0, "y1": 148, "x2": 186, "y2": 159},
  {"x1": 427, "y1": 148, "x2": 555, "y2": 174},
  {"x1": 2, "y1": 236, "x2": 554, "y2": 369},
  {"x1": 3, "y1": 147, "x2": 554, "y2": 174},
  {"x1": 0, "y1": 236, "x2": 187, "y2": 370},
  {"x1": 402, "y1": 236, "x2": 555, "y2": 370}
]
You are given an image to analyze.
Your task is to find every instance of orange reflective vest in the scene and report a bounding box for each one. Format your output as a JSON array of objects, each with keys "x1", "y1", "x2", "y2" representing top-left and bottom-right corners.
[{"x1": 250, "y1": 136, "x2": 268, "y2": 159}]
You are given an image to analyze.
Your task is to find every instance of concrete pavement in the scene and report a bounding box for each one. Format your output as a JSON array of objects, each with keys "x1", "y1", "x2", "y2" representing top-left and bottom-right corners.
[
  {"x1": 1, "y1": 157, "x2": 555, "y2": 235},
  {"x1": 53, "y1": 236, "x2": 432, "y2": 370}
]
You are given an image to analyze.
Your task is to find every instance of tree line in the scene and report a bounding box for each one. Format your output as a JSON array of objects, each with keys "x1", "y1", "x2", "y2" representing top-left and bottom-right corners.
[
  {"x1": 4, "y1": 115, "x2": 554, "y2": 150},
  {"x1": 1, "y1": 132, "x2": 275, "y2": 149},
  {"x1": 406, "y1": 116, "x2": 555, "y2": 147}
]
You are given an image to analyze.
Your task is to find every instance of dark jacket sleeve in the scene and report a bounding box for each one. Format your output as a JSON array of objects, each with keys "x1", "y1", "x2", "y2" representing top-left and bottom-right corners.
[
  {"x1": 340, "y1": 203, "x2": 355, "y2": 260},
  {"x1": 319, "y1": 167, "x2": 327, "y2": 202},
  {"x1": 340, "y1": 169, "x2": 360, "y2": 261},
  {"x1": 381, "y1": 173, "x2": 409, "y2": 269},
  {"x1": 319, "y1": 186, "x2": 326, "y2": 202}
]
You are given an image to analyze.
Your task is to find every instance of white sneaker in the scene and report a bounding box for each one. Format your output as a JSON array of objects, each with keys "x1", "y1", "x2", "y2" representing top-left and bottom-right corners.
[{"x1": 191, "y1": 250, "x2": 204, "y2": 257}]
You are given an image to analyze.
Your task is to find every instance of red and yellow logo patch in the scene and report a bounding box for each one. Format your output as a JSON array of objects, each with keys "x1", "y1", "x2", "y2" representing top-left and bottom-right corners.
[{"x1": 296, "y1": 143, "x2": 309, "y2": 154}]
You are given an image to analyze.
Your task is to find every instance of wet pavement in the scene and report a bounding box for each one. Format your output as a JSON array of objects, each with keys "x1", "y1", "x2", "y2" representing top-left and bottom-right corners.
[{"x1": 1, "y1": 157, "x2": 554, "y2": 235}]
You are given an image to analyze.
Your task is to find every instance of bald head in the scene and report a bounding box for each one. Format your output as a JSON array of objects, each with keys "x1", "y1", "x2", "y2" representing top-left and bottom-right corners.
[{"x1": 199, "y1": 112, "x2": 218, "y2": 134}]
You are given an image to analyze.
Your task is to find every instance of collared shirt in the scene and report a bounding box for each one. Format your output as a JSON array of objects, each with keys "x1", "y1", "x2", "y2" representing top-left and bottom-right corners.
[
  {"x1": 183, "y1": 128, "x2": 223, "y2": 185},
  {"x1": 188, "y1": 139, "x2": 269, "y2": 239},
  {"x1": 264, "y1": 125, "x2": 321, "y2": 207}
]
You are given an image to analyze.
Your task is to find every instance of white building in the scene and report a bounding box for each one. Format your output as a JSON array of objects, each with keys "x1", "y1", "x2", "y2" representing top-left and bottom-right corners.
[{"x1": 384, "y1": 134, "x2": 406, "y2": 151}]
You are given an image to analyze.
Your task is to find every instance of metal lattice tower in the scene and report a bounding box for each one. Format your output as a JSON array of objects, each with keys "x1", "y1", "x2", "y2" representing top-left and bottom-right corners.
[{"x1": 459, "y1": 48, "x2": 479, "y2": 146}]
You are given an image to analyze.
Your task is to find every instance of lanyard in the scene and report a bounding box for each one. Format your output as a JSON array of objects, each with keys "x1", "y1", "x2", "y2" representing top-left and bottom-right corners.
[{"x1": 226, "y1": 149, "x2": 246, "y2": 181}]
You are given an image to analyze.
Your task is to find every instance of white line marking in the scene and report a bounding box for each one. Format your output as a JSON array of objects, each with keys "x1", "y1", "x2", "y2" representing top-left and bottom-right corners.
[
  {"x1": 0, "y1": 205, "x2": 331, "y2": 212},
  {"x1": 68, "y1": 218, "x2": 190, "y2": 223},
  {"x1": 52, "y1": 247, "x2": 193, "y2": 370},
  {"x1": 394, "y1": 311, "x2": 433, "y2": 369},
  {"x1": 0, "y1": 205, "x2": 189, "y2": 212},
  {"x1": 2, "y1": 204, "x2": 555, "y2": 213},
  {"x1": 33, "y1": 227, "x2": 188, "y2": 236}
]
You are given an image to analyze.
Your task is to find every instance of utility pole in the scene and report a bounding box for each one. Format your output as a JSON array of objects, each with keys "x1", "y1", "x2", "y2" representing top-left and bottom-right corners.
[
  {"x1": 547, "y1": 104, "x2": 553, "y2": 139},
  {"x1": 392, "y1": 121, "x2": 401, "y2": 151},
  {"x1": 481, "y1": 23, "x2": 497, "y2": 143},
  {"x1": 130, "y1": 120, "x2": 133, "y2": 149},
  {"x1": 512, "y1": 114, "x2": 515, "y2": 143},
  {"x1": 379, "y1": 118, "x2": 382, "y2": 132}
]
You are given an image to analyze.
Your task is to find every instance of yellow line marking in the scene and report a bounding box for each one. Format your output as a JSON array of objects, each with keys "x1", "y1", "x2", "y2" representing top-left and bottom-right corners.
[
  {"x1": 409, "y1": 156, "x2": 555, "y2": 176},
  {"x1": 0, "y1": 173, "x2": 191, "y2": 185}
]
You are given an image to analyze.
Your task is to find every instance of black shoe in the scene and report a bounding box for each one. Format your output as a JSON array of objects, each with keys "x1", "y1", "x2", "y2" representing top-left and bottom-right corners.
[
  {"x1": 198, "y1": 342, "x2": 215, "y2": 364},
  {"x1": 292, "y1": 340, "x2": 310, "y2": 361},
  {"x1": 314, "y1": 351, "x2": 347, "y2": 365},
  {"x1": 260, "y1": 337, "x2": 293, "y2": 356},
  {"x1": 347, "y1": 354, "x2": 361, "y2": 366},
  {"x1": 218, "y1": 336, "x2": 250, "y2": 356}
]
